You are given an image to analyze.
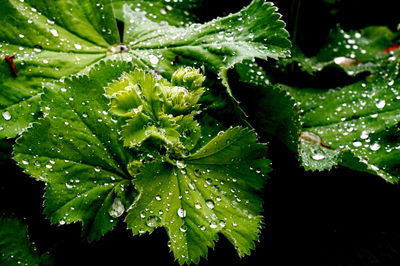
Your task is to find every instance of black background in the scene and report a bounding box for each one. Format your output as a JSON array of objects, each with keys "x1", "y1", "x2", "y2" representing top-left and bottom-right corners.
[{"x1": 2, "y1": 0, "x2": 400, "y2": 265}]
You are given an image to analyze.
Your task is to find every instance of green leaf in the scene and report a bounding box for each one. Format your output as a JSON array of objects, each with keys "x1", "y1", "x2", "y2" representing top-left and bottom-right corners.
[
  {"x1": 286, "y1": 26, "x2": 398, "y2": 76},
  {"x1": 13, "y1": 61, "x2": 137, "y2": 241},
  {"x1": 226, "y1": 60, "x2": 302, "y2": 152},
  {"x1": 283, "y1": 62, "x2": 400, "y2": 183},
  {"x1": 0, "y1": 216, "x2": 41, "y2": 265},
  {"x1": 1, "y1": 0, "x2": 290, "y2": 139},
  {"x1": 111, "y1": 0, "x2": 203, "y2": 26},
  {"x1": 125, "y1": 127, "x2": 271, "y2": 264},
  {"x1": 120, "y1": 0, "x2": 291, "y2": 76},
  {"x1": 0, "y1": 0, "x2": 118, "y2": 139}
]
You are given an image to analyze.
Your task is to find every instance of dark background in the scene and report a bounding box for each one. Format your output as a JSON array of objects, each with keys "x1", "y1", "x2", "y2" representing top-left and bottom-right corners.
[{"x1": 2, "y1": 0, "x2": 400, "y2": 265}]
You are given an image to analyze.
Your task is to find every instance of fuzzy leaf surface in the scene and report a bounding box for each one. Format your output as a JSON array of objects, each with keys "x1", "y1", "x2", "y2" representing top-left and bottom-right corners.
[
  {"x1": 0, "y1": 0, "x2": 120, "y2": 138},
  {"x1": 283, "y1": 62, "x2": 400, "y2": 182},
  {"x1": 125, "y1": 127, "x2": 271, "y2": 264},
  {"x1": 120, "y1": 0, "x2": 291, "y2": 76},
  {"x1": 13, "y1": 61, "x2": 136, "y2": 241},
  {"x1": 1, "y1": 0, "x2": 290, "y2": 139}
]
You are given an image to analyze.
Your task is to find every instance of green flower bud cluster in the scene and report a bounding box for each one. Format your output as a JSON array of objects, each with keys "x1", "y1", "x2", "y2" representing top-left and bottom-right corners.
[
  {"x1": 161, "y1": 67, "x2": 205, "y2": 116},
  {"x1": 104, "y1": 67, "x2": 204, "y2": 150},
  {"x1": 171, "y1": 67, "x2": 205, "y2": 91}
]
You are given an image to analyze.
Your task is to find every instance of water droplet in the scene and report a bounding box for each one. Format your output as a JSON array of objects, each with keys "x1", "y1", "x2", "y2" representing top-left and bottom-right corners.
[
  {"x1": 149, "y1": 54, "x2": 159, "y2": 65},
  {"x1": 376, "y1": 100, "x2": 385, "y2": 109},
  {"x1": 94, "y1": 167, "x2": 101, "y2": 172},
  {"x1": 205, "y1": 200, "x2": 215, "y2": 209},
  {"x1": 155, "y1": 195, "x2": 162, "y2": 201},
  {"x1": 219, "y1": 220, "x2": 226, "y2": 228},
  {"x1": 74, "y1": 43, "x2": 82, "y2": 50},
  {"x1": 353, "y1": 141, "x2": 362, "y2": 147},
  {"x1": 179, "y1": 225, "x2": 187, "y2": 232},
  {"x1": 360, "y1": 131, "x2": 369, "y2": 139},
  {"x1": 311, "y1": 153, "x2": 325, "y2": 160},
  {"x1": 188, "y1": 182, "x2": 195, "y2": 190},
  {"x1": 194, "y1": 203, "x2": 202, "y2": 209},
  {"x1": 370, "y1": 143, "x2": 381, "y2": 151},
  {"x1": 176, "y1": 160, "x2": 186, "y2": 169},
  {"x1": 209, "y1": 221, "x2": 217, "y2": 229},
  {"x1": 49, "y1": 29, "x2": 59, "y2": 37},
  {"x1": 2, "y1": 111, "x2": 11, "y2": 121},
  {"x1": 109, "y1": 197, "x2": 125, "y2": 218},
  {"x1": 146, "y1": 215, "x2": 161, "y2": 227},
  {"x1": 177, "y1": 208, "x2": 186, "y2": 218}
]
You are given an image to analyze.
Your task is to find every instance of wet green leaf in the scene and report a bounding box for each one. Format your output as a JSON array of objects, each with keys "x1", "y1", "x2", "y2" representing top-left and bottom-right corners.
[
  {"x1": 125, "y1": 127, "x2": 271, "y2": 264},
  {"x1": 13, "y1": 61, "x2": 136, "y2": 241},
  {"x1": 284, "y1": 62, "x2": 400, "y2": 182},
  {"x1": 0, "y1": 216, "x2": 41, "y2": 265},
  {"x1": 285, "y1": 26, "x2": 398, "y2": 76},
  {"x1": 121, "y1": 0, "x2": 291, "y2": 76},
  {"x1": 111, "y1": 0, "x2": 203, "y2": 26},
  {"x1": 1, "y1": 0, "x2": 290, "y2": 139}
]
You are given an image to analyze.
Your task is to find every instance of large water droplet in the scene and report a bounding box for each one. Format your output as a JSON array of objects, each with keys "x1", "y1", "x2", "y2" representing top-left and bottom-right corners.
[
  {"x1": 149, "y1": 54, "x2": 159, "y2": 65},
  {"x1": 146, "y1": 215, "x2": 161, "y2": 227},
  {"x1": 179, "y1": 225, "x2": 187, "y2": 232},
  {"x1": 209, "y1": 221, "x2": 217, "y2": 229},
  {"x1": 205, "y1": 200, "x2": 215, "y2": 209},
  {"x1": 376, "y1": 100, "x2": 386, "y2": 109},
  {"x1": 49, "y1": 29, "x2": 59, "y2": 37},
  {"x1": 353, "y1": 141, "x2": 362, "y2": 147},
  {"x1": 311, "y1": 153, "x2": 325, "y2": 160},
  {"x1": 177, "y1": 208, "x2": 186, "y2": 218},
  {"x1": 109, "y1": 197, "x2": 125, "y2": 218},
  {"x1": 370, "y1": 143, "x2": 381, "y2": 151},
  {"x1": 2, "y1": 111, "x2": 11, "y2": 121},
  {"x1": 360, "y1": 131, "x2": 369, "y2": 139}
]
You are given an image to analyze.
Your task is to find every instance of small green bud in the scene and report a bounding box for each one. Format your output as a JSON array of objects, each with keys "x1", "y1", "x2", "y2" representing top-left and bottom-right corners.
[
  {"x1": 171, "y1": 67, "x2": 205, "y2": 91},
  {"x1": 161, "y1": 85, "x2": 197, "y2": 115}
]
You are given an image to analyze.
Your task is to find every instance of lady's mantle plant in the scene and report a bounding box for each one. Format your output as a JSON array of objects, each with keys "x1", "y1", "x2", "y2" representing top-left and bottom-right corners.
[
  {"x1": 2, "y1": 0, "x2": 400, "y2": 265},
  {"x1": 13, "y1": 63, "x2": 271, "y2": 264}
]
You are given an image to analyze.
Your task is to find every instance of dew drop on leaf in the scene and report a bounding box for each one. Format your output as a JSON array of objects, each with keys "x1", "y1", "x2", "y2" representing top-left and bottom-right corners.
[
  {"x1": 209, "y1": 221, "x2": 217, "y2": 229},
  {"x1": 149, "y1": 54, "x2": 159, "y2": 65},
  {"x1": 177, "y1": 208, "x2": 186, "y2": 218},
  {"x1": 205, "y1": 200, "x2": 215, "y2": 209},
  {"x1": 179, "y1": 225, "x2": 187, "y2": 232},
  {"x1": 370, "y1": 143, "x2": 381, "y2": 151},
  {"x1": 109, "y1": 198, "x2": 125, "y2": 218},
  {"x1": 376, "y1": 100, "x2": 386, "y2": 109},
  {"x1": 311, "y1": 153, "x2": 325, "y2": 161},
  {"x1": 353, "y1": 140, "x2": 362, "y2": 147},
  {"x1": 146, "y1": 215, "x2": 161, "y2": 227},
  {"x1": 2, "y1": 111, "x2": 11, "y2": 121},
  {"x1": 219, "y1": 220, "x2": 226, "y2": 228},
  {"x1": 49, "y1": 29, "x2": 59, "y2": 37}
]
